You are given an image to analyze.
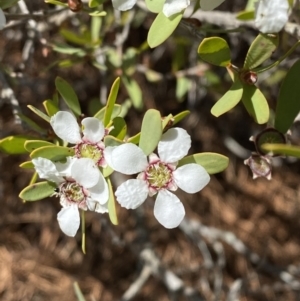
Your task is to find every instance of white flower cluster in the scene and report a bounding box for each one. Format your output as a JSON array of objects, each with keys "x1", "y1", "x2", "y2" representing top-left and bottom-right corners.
[{"x1": 33, "y1": 111, "x2": 210, "y2": 236}]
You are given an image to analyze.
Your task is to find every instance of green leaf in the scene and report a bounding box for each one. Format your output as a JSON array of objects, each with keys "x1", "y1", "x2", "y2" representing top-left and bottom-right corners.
[
  {"x1": 19, "y1": 181, "x2": 57, "y2": 201},
  {"x1": 104, "y1": 135, "x2": 124, "y2": 147},
  {"x1": 43, "y1": 99, "x2": 59, "y2": 117},
  {"x1": 55, "y1": 77, "x2": 81, "y2": 116},
  {"x1": 19, "y1": 161, "x2": 34, "y2": 169},
  {"x1": 107, "y1": 178, "x2": 118, "y2": 225},
  {"x1": 145, "y1": 0, "x2": 164, "y2": 12},
  {"x1": 243, "y1": 34, "x2": 278, "y2": 70},
  {"x1": 261, "y1": 143, "x2": 300, "y2": 158},
  {"x1": 24, "y1": 140, "x2": 54, "y2": 152},
  {"x1": 236, "y1": 10, "x2": 255, "y2": 20},
  {"x1": 94, "y1": 104, "x2": 121, "y2": 122},
  {"x1": 178, "y1": 153, "x2": 229, "y2": 174},
  {"x1": 0, "y1": 0, "x2": 20, "y2": 9},
  {"x1": 52, "y1": 43, "x2": 87, "y2": 56},
  {"x1": 0, "y1": 135, "x2": 35, "y2": 154},
  {"x1": 104, "y1": 78, "x2": 120, "y2": 126},
  {"x1": 139, "y1": 109, "x2": 162, "y2": 155},
  {"x1": 109, "y1": 117, "x2": 127, "y2": 140},
  {"x1": 60, "y1": 29, "x2": 91, "y2": 46},
  {"x1": 147, "y1": 12, "x2": 183, "y2": 48},
  {"x1": 89, "y1": 11, "x2": 107, "y2": 17},
  {"x1": 27, "y1": 105, "x2": 50, "y2": 122},
  {"x1": 173, "y1": 111, "x2": 190, "y2": 125},
  {"x1": 242, "y1": 84, "x2": 269, "y2": 124},
  {"x1": 89, "y1": 0, "x2": 104, "y2": 7},
  {"x1": 211, "y1": 77, "x2": 243, "y2": 117},
  {"x1": 275, "y1": 59, "x2": 300, "y2": 133},
  {"x1": 30, "y1": 146, "x2": 75, "y2": 161},
  {"x1": 198, "y1": 37, "x2": 231, "y2": 67},
  {"x1": 45, "y1": 0, "x2": 68, "y2": 6},
  {"x1": 122, "y1": 76, "x2": 143, "y2": 110},
  {"x1": 176, "y1": 77, "x2": 192, "y2": 102},
  {"x1": 18, "y1": 113, "x2": 47, "y2": 134}
]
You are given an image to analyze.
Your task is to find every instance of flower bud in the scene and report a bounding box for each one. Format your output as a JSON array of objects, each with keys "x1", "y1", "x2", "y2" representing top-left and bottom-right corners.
[
  {"x1": 68, "y1": 0, "x2": 83, "y2": 12},
  {"x1": 244, "y1": 154, "x2": 272, "y2": 180}
]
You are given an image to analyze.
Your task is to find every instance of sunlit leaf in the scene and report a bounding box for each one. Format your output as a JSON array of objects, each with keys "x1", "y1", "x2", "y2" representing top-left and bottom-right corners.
[
  {"x1": 178, "y1": 152, "x2": 229, "y2": 174},
  {"x1": 94, "y1": 104, "x2": 121, "y2": 122},
  {"x1": 19, "y1": 181, "x2": 56, "y2": 201},
  {"x1": 243, "y1": 34, "x2": 278, "y2": 70},
  {"x1": 55, "y1": 77, "x2": 81, "y2": 116},
  {"x1": 89, "y1": 0, "x2": 104, "y2": 7},
  {"x1": 147, "y1": 12, "x2": 183, "y2": 48},
  {"x1": 0, "y1": 135, "x2": 36, "y2": 154},
  {"x1": 27, "y1": 105, "x2": 50, "y2": 122},
  {"x1": 107, "y1": 178, "x2": 118, "y2": 225},
  {"x1": 242, "y1": 84, "x2": 269, "y2": 124},
  {"x1": 139, "y1": 109, "x2": 162, "y2": 155},
  {"x1": 211, "y1": 77, "x2": 243, "y2": 117},
  {"x1": 173, "y1": 110, "x2": 190, "y2": 125},
  {"x1": 20, "y1": 161, "x2": 34, "y2": 169},
  {"x1": 30, "y1": 145, "x2": 75, "y2": 161},
  {"x1": 145, "y1": 0, "x2": 164, "y2": 12},
  {"x1": 275, "y1": 59, "x2": 300, "y2": 133},
  {"x1": 44, "y1": 0, "x2": 68, "y2": 7},
  {"x1": 261, "y1": 143, "x2": 300, "y2": 158},
  {"x1": 24, "y1": 140, "x2": 54, "y2": 152},
  {"x1": 43, "y1": 99, "x2": 59, "y2": 117},
  {"x1": 236, "y1": 10, "x2": 255, "y2": 20},
  {"x1": 198, "y1": 37, "x2": 231, "y2": 67},
  {"x1": 104, "y1": 77, "x2": 120, "y2": 126}
]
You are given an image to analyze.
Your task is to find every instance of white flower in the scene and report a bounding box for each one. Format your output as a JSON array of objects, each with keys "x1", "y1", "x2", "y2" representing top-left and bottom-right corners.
[
  {"x1": 105, "y1": 128, "x2": 210, "y2": 228},
  {"x1": 0, "y1": 9, "x2": 6, "y2": 30},
  {"x1": 50, "y1": 111, "x2": 107, "y2": 167},
  {"x1": 200, "y1": 0, "x2": 225, "y2": 11},
  {"x1": 111, "y1": 0, "x2": 190, "y2": 18},
  {"x1": 32, "y1": 157, "x2": 109, "y2": 236},
  {"x1": 255, "y1": 0, "x2": 289, "y2": 33}
]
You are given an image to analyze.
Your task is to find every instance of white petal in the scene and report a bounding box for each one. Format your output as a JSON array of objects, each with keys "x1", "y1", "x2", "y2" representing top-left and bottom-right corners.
[
  {"x1": 88, "y1": 173, "x2": 109, "y2": 205},
  {"x1": 154, "y1": 191, "x2": 185, "y2": 228},
  {"x1": 104, "y1": 144, "x2": 148, "y2": 175},
  {"x1": 57, "y1": 205, "x2": 80, "y2": 237},
  {"x1": 163, "y1": 0, "x2": 190, "y2": 17},
  {"x1": 87, "y1": 200, "x2": 108, "y2": 213},
  {"x1": 50, "y1": 111, "x2": 81, "y2": 144},
  {"x1": 32, "y1": 157, "x2": 62, "y2": 183},
  {"x1": 0, "y1": 9, "x2": 6, "y2": 30},
  {"x1": 115, "y1": 179, "x2": 148, "y2": 209},
  {"x1": 112, "y1": 0, "x2": 136, "y2": 11},
  {"x1": 173, "y1": 164, "x2": 210, "y2": 193},
  {"x1": 200, "y1": 0, "x2": 225, "y2": 11},
  {"x1": 255, "y1": 0, "x2": 289, "y2": 33},
  {"x1": 82, "y1": 117, "x2": 105, "y2": 143},
  {"x1": 55, "y1": 156, "x2": 76, "y2": 176},
  {"x1": 71, "y1": 158, "x2": 99, "y2": 188},
  {"x1": 158, "y1": 128, "x2": 191, "y2": 163}
]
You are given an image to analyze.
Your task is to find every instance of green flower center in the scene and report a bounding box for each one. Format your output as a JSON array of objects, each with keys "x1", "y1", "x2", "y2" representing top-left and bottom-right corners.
[
  {"x1": 146, "y1": 162, "x2": 172, "y2": 189},
  {"x1": 76, "y1": 143, "x2": 103, "y2": 164}
]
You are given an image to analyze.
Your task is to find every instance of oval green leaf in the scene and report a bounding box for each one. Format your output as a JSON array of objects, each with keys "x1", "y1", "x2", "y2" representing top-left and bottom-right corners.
[
  {"x1": 107, "y1": 178, "x2": 118, "y2": 225},
  {"x1": 19, "y1": 181, "x2": 57, "y2": 201},
  {"x1": 145, "y1": 0, "x2": 164, "y2": 12},
  {"x1": 198, "y1": 37, "x2": 231, "y2": 67},
  {"x1": 24, "y1": 140, "x2": 54, "y2": 152},
  {"x1": 55, "y1": 76, "x2": 81, "y2": 116},
  {"x1": 0, "y1": 135, "x2": 35, "y2": 154},
  {"x1": 261, "y1": 143, "x2": 300, "y2": 158},
  {"x1": 275, "y1": 59, "x2": 300, "y2": 133},
  {"x1": 122, "y1": 76, "x2": 143, "y2": 110},
  {"x1": 139, "y1": 109, "x2": 162, "y2": 155},
  {"x1": 94, "y1": 104, "x2": 121, "y2": 122},
  {"x1": 43, "y1": 99, "x2": 60, "y2": 117},
  {"x1": 30, "y1": 145, "x2": 75, "y2": 161},
  {"x1": 211, "y1": 77, "x2": 243, "y2": 117},
  {"x1": 242, "y1": 84, "x2": 269, "y2": 124},
  {"x1": 109, "y1": 117, "x2": 127, "y2": 140},
  {"x1": 20, "y1": 161, "x2": 34, "y2": 169},
  {"x1": 148, "y1": 12, "x2": 183, "y2": 48},
  {"x1": 27, "y1": 105, "x2": 50, "y2": 123},
  {"x1": 104, "y1": 77, "x2": 120, "y2": 126},
  {"x1": 243, "y1": 34, "x2": 278, "y2": 70},
  {"x1": 178, "y1": 152, "x2": 229, "y2": 174}
]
